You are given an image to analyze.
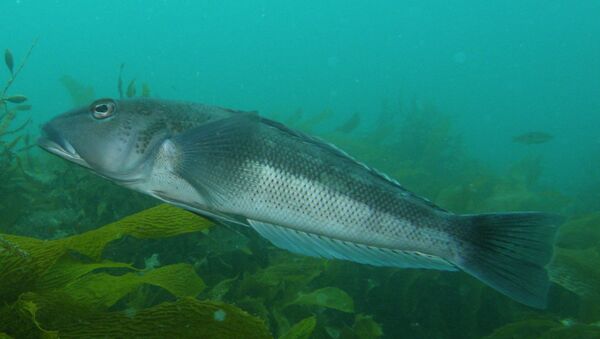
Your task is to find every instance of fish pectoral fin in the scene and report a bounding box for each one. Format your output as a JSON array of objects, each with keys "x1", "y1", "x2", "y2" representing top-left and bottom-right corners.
[
  {"x1": 170, "y1": 112, "x2": 260, "y2": 206},
  {"x1": 247, "y1": 219, "x2": 457, "y2": 271}
]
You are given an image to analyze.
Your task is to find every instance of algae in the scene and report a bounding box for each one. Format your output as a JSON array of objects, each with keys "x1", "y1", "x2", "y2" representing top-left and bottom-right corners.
[
  {"x1": 59, "y1": 75, "x2": 95, "y2": 106},
  {"x1": 288, "y1": 286, "x2": 355, "y2": 313},
  {"x1": 60, "y1": 263, "x2": 205, "y2": 309},
  {"x1": 2, "y1": 53, "x2": 598, "y2": 337},
  {"x1": 280, "y1": 316, "x2": 317, "y2": 339},
  {"x1": 483, "y1": 318, "x2": 600, "y2": 339},
  {"x1": 7, "y1": 295, "x2": 271, "y2": 339},
  {"x1": 483, "y1": 318, "x2": 562, "y2": 339},
  {"x1": 352, "y1": 314, "x2": 384, "y2": 339},
  {"x1": 0, "y1": 43, "x2": 37, "y2": 232},
  {"x1": 0, "y1": 205, "x2": 271, "y2": 338}
]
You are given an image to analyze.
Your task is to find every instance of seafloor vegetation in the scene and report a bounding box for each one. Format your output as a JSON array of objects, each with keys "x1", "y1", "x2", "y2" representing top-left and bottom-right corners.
[{"x1": 2, "y1": 45, "x2": 600, "y2": 339}]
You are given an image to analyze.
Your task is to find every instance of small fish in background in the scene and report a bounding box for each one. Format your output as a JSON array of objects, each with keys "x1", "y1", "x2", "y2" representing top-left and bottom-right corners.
[
  {"x1": 513, "y1": 131, "x2": 554, "y2": 145},
  {"x1": 4, "y1": 49, "x2": 14, "y2": 75}
]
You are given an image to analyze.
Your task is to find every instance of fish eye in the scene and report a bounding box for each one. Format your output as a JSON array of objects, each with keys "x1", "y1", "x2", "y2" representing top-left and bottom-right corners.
[{"x1": 90, "y1": 99, "x2": 116, "y2": 119}]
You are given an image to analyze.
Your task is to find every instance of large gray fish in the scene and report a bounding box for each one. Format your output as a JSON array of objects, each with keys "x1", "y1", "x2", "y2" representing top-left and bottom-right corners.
[{"x1": 39, "y1": 98, "x2": 562, "y2": 308}]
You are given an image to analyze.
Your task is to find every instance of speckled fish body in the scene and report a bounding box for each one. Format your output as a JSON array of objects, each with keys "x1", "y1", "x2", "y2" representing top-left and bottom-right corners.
[{"x1": 39, "y1": 98, "x2": 562, "y2": 308}]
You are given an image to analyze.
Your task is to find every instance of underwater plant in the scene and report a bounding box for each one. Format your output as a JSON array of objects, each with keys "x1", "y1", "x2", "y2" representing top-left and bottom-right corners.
[
  {"x1": 1, "y1": 42, "x2": 35, "y2": 137},
  {"x1": 0, "y1": 205, "x2": 272, "y2": 338},
  {"x1": 60, "y1": 64, "x2": 151, "y2": 109},
  {"x1": 118, "y1": 63, "x2": 151, "y2": 99},
  {"x1": 3, "y1": 53, "x2": 593, "y2": 338},
  {"x1": 0, "y1": 42, "x2": 41, "y2": 237}
]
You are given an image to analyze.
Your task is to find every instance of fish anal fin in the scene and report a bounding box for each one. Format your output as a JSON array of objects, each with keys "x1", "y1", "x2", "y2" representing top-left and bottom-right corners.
[{"x1": 247, "y1": 219, "x2": 456, "y2": 271}]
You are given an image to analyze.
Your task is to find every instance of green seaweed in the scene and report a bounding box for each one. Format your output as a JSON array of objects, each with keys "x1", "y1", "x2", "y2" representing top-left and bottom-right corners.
[
  {"x1": 483, "y1": 318, "x2": 562, "y2": 339},
  {"x1": 2, "y1": 53, "x2": 597, "y2": 338},
  {"x1": 288, "y1": 286, "x2": 355, "y2": 313},
  {"x1": 549, "y1": 213, "x2": 600, "y2": 322},
  {"x1": 5, "y1": 294, "x2": 271, "y2": 339},
  {"x1": 550, "y1": 248, "x2": 600, "y2": 300},
  {"x1": 59, "y1": 75, "x2": 95, "y2": 106},
  {"x1": 334, "y1": 112, "x2": 361, "y2": 134},
  {"x1": 352, "y1": 314, "x2": 384, "y2": 339},
  {"x1": 117, "y1": 63, "x2": 152, "y2": 99},
  {"x1": 556, "y1": 213, "x2": 600, "y2": 250},
  {"x1": 0, "y1": 204, "x2": 213, "y2": 304},
  {"x1": 280, "y1": 316, "x2": 316, "y2": 339},
  {"x1": 0, "y1": 42, "x2": 35, "y2": 185},
  {"x1": 483, "y1": 318, "x2": 600, "y2": 339},
  {"x1": 0, "y1": 205, "x2": 271, "y2": 338},
  {"x1": 59, "y1": 263, "x2": 205, "y2": 309},
  {"x1": 540, "y1": 324, "x2": 600, "y2": 339}
]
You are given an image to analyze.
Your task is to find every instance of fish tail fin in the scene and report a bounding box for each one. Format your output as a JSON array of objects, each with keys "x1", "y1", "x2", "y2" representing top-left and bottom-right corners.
[{"x1": 452, "y1": 212, "x2": 563, "y2": 308}]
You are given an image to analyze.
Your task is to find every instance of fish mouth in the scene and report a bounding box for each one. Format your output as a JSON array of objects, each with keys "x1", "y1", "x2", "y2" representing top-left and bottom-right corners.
[{"x1": 37, "y1": 125, "x2": 90, "y2": 168}]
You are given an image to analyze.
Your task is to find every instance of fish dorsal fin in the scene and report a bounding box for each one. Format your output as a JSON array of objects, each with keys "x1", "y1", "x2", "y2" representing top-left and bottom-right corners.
[
  {"x1": 260, "y1": 118, "x2": 447, "y2": 212},
  {"x1": 170, "y1": 112, "x2": 260, "y2": 207},
  {"x1": 248, "y1": 219, "x2": 457, "y2": 271}
]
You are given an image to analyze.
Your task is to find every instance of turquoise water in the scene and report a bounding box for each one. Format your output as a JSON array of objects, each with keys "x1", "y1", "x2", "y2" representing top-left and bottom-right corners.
[
  {"x1": 4, "y1": 1, "x2": 599, "y2": 189},
  {"x1": 1, "y1": 1, "x2": 600, "y2": 338}
]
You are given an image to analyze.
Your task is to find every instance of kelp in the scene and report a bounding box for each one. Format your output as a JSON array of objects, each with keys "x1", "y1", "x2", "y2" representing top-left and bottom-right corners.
[
  {"x1": 483, "y1": 318, "x2": 563, "y2": 339},
  {"x1": 0, "y1": 204, "x2": 212, "y2": 303},
  {"x1": 218, "y1": 251, "x2": 384, "y2": 337},
  {"x1": 63, "y1": 203, "x2": 212, "y2": 260},
  {"x1": 237, "y1": 255, "x2": 327, "y2": 302},
  {"x1": 3, "y1": 54, "x2": 596, "y2": 338},
  {"x1": 58, "y1": 263, "x2": 205, "y2": 309},
  {"x1": 555, "y1": 212, "x2": 600, "y2": 250},
  {"x1": 54, "y1": 297, "x2": 271, "y2": 339},
  {"x1": 1, "y1": 42, "x2": 35, "y2": 149},
  {"x1": 1, "y1": 40, "x2": 36, "y2": 107},
  {"x1": 549, "y1": 213, "x2": 600, "y2": 322},
  {"x1": 0, "y1": 43, "x2": 42, "y2": 237},
  {"x1": 206, "y1": 275, "x2": 238, "y2": 301},
  {"x1": 117, "y1": 63, "x2": 151, "y2": 99},
  {"x1": 352, "y1": 314, "x2": 384, "y2": 339},
  {"x1": 550, "y1": 248, "x2": 600, "y2": 299},
  {"x1": 59, "y1": 75, "x2": 95, "y2": 106},
  {"x1": 288, "y1": 286, "x2": 355, "y2": 313},
  {"x1": 1, "y1": 204, "x2": 212, "y2": 299},
  {"x1": 4, "y1": 294, "x2": 271, "y2": 339},
  {"x1": 61, "y1": 65, "x2": 152, "y2": 108},
  {"x1": 483, "y1": 318, "x2": 600, "y2": 339},
  {"x1": 334, "y1": 112, "x2": 361, "y2": 134},
  {"x1": 0, "y1": 205, "x2": 272, "y2": 338},
  {"x1": 280, "y1": 316, "x2": 316, "y2": 339}
]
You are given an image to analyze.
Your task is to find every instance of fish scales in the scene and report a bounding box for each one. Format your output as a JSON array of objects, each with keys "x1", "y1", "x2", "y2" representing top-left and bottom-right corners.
[{"x1": 185, "y1": 116, "x2": 453, "y2": 256}]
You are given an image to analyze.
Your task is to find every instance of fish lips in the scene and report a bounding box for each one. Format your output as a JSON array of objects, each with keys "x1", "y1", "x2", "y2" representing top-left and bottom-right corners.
[{"x1": 38, "y1": 123, "x2": 90, "y2": 168}]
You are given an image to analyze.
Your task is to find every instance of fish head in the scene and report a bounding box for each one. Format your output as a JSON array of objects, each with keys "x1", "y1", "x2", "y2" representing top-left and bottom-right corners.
[{"x1": 38, "y1": 98, "x2": 172, "y2": 183}]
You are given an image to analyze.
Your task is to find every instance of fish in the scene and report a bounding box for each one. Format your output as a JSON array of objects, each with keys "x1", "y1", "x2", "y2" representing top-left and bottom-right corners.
[
  {"x1": 3, "y1": 95, "x2": 28, "y2": 104},
  {"x1": 4, "y1": 48, "x2": 14, "y2": 75},
  {"x1": 38, "y1": 98, "x2": 563, "y2": 308},
  {"x1": 513, "y1": 131, "x2": 554, "y2": 145}
]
